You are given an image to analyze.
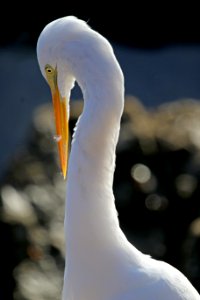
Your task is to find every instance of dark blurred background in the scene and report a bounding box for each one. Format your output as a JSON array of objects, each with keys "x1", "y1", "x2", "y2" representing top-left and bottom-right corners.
[
  {"x1": 1, "y1": 2, "x2": 200, "y2": 47},
  {"x1": 0, "y1": 2, "x2": 200, "y2": 299}
]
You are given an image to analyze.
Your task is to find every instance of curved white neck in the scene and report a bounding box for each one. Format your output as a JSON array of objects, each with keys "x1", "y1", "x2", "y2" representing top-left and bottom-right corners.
[
  {"x1": 61, "y1": 32, "x2": 145, "y2": 300},
  {"x1": 65, "y1": 72, "x2": 125, "y2": 254}
]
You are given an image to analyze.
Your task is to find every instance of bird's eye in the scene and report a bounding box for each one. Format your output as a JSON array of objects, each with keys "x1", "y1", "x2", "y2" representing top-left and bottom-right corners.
[
  {"x1": 45, "y1": 64, "x2": 54, "y2": 76},
  {"x1": 46, "y1": 67, "x2": 52, "y2": 73}
]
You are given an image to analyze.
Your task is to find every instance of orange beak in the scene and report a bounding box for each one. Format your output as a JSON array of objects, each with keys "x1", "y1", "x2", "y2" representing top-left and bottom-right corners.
[
  {"x1": 51, "y1": 87, "x2": 69, "y2": 179},
  {"x1": 44, "y1": 64, "x2": 69, "y2": 179}
]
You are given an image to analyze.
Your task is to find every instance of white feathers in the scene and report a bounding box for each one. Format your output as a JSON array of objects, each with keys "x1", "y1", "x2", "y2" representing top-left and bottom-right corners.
[
  {"x1": 37, "y1": 16, "x2": 200, "y2": 300},
  {"x1": 37, "y1": 16, "x2": 124, "y2": 101}
]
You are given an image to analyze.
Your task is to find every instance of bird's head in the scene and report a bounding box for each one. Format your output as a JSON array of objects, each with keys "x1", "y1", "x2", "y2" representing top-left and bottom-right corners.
[
  {"x1": 37, "y1": 16, "x2": 123, "y2": 178},
  {"x1": 37, "y1": 16, "x2": 90, "y2": 178}
]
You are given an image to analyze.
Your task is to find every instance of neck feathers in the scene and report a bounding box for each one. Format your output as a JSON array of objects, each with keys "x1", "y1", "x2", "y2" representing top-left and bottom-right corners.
[{"x1": 66, "y1": 65, "x2": 124, "y2": 244}]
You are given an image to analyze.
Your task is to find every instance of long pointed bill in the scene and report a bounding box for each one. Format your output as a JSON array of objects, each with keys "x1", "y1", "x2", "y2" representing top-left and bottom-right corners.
[{"x1": 51, "y1": 86, "x2": 69, "y2": 179}]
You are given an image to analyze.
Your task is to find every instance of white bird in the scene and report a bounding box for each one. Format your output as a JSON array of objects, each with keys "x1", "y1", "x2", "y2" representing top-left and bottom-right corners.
[{"x1": 37, "y1": 16, "x2": 200, "y2": 300}]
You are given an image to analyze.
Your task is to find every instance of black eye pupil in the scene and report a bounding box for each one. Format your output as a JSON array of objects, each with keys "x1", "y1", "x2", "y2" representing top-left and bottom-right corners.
[{"x1": 47, "y1": 69, "x2": 51, "y2": 73}]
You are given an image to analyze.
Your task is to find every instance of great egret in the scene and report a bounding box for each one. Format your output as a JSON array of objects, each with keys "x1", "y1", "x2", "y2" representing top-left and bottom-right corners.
[{"x1": 37, "y1": 16, "x2": 200, "y2": 300}]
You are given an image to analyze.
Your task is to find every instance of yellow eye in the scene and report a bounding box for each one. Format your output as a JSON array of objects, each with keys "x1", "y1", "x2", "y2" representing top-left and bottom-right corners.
[
  {"x1": 45, "y1": 64, "x2": 54, "y2": 75},
  {"x1": 45, "y1": 64, "x2": 57, "y2": 89}
]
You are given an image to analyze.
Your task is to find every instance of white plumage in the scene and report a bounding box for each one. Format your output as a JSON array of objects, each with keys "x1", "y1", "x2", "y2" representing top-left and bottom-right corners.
[{"x1": 37, "y1": 16, "x2": 200, "y2": 300}]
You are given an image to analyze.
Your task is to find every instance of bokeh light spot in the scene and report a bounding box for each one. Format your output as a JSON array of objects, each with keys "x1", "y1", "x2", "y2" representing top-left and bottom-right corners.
[
  {"x1": 131, "y1": 163, "x2": 151, "y2": 184},
  {"x1": 175, "y1": 174, "x2": 197, "y2": 198},
  {"x1": 145, "y1": 194, "x2": 168, "y2": 211}
]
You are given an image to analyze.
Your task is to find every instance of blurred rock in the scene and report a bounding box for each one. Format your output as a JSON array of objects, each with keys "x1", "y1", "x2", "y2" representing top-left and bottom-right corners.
[{"x1": 1, "y1": 96, "x2": 200, "y2": 298}]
